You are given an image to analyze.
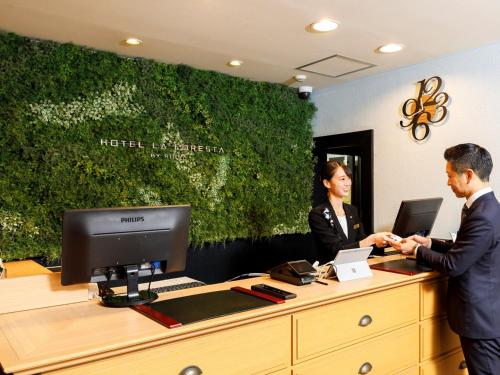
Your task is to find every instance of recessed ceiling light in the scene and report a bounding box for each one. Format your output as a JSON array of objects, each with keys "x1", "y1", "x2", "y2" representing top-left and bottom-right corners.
[
  {"x1": 228, "y1": 60, "x2": 243, "y2": 67},
  {"x1": 124, "y1": 38, "x2": 142, "y2": 46},
  {"x1": 309, "y1": 19, "x2": 339, "y2": 33},
  {"x1": 377, "y1": 43, "x2": 404, "y2": 53},
  {"x1": 294, "y1": 74, "x2": 307, "y2": 82}
]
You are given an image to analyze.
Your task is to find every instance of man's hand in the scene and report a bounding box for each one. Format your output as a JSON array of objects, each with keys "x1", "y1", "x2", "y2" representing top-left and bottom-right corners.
[
  {"x1": 407, "y1": 234, "x2": 431, "y2": 248},
  {"x1": 387, "y1": 238, "x2": 418, "y2": 255}
]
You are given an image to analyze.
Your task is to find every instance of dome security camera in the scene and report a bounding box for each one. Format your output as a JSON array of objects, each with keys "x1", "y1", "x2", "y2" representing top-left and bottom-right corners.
[{"x1": 298, "y1": 85, "x2": 313, "y2": 99}]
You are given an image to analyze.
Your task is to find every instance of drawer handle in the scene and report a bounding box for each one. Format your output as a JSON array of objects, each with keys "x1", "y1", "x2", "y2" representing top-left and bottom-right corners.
[
  {"x1": 459, "y1": 360, "x2": 467, "y2": 370},
  {"x1": 179, "y1": 365, "x2": 203, "y2": 375},
  {"x1": 358, "y1": 315, "x2": 373, "y2": 327},
  {"x1": 358, "y1": 362, "x2": 373, "y2": 374}
]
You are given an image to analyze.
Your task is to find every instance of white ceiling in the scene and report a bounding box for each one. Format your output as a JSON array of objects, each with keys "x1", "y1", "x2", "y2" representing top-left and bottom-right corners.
[{"x1": 1, "y1": 0, "x2": 500, "y2": 89}]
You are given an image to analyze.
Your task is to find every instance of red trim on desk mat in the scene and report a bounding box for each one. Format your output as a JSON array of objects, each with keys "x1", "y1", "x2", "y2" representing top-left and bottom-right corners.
[
  {"x1": 132, "y1": 304, "x2": 183, "y2": 328},
  {"x1": 231, "y1": 286, "x2": 285, "y2": 304}
]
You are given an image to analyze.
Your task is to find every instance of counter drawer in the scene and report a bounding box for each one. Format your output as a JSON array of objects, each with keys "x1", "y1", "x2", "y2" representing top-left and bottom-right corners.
[
  {"x1": 420, "y1": 278, "x2": 447, "y2": 320},
  {"x1": 420, "y1": 315, "x2": 460, "y2": 361},
  {"x1": 420, "y1": 349, "x2": 468, "y2": 375},
  {"x1": 47, "y1": 316, "x2": 291, "y2": 375},
  {"x1": 293, "y1": 283, "x2": 418, "y2": 362},
  {"x1": 292, "y1": 324, "x2": 418, "y2": 375}
]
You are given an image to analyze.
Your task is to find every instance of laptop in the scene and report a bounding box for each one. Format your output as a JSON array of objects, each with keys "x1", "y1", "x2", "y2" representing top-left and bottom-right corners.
[{"x1": 331, "y1": 247, "x2": 373, "y2": 282}]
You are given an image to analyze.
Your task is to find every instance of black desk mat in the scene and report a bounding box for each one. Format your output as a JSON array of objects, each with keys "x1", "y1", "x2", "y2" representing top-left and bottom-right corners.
[
  {"x1": 133, "y1": 289, "x2": 275, "y2": 327},
  {"x1": 370, "y1": 258, "x2": 432, "y2": 275}
]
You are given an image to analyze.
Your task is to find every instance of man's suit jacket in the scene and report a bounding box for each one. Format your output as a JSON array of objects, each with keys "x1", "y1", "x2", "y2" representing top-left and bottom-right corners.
[
  {"x1": 308, "y1": 201, "x2": 366, "y2": 262},
  {"x1": 417, "y1": 191, "x2": 500, "y2": 339}
]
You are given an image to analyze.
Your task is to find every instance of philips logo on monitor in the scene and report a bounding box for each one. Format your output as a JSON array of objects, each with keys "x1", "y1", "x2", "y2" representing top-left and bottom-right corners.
[{"x1": 120, "y1": 217, "x2": 145, "y2": 223}]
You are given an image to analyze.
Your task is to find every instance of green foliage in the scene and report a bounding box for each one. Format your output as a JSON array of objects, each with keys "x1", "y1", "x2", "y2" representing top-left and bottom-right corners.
[{"x1": 0, "y1": 32, "x2": 316, "y2": 261}]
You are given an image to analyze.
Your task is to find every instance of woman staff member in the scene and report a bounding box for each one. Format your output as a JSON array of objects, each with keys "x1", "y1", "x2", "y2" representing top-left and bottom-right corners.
[{"x1": 309, "y1": 160, "x2": 390, "y2": 261}]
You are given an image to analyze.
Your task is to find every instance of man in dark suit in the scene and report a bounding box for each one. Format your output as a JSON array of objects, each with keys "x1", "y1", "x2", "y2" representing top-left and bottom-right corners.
[{"x1": 389, "y1": 143, "x2": 500, "y2": 375}]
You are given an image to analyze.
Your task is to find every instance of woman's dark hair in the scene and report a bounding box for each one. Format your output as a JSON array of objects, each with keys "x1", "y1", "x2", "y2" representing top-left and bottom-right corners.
[
  {"x1": 444, "y1": 143, "x2": 492, "y2": 182},
  {"x1": 320, "y1": 160, "x2": 352, "y2": 181}
]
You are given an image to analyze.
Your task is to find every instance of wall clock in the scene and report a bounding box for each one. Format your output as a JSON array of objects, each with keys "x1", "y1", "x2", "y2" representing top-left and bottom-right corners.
[{"x1": 400, "y1": 76, "x2": 449, "y2": 141}]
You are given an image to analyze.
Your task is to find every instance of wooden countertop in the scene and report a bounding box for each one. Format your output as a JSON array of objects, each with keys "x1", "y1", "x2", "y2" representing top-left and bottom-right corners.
[
  {"x1": 4, "y1": 260, "x2": 52, "y2": 278},
  {"x1": 0, "y1": 255, "x2": 439, "y2": 375}
]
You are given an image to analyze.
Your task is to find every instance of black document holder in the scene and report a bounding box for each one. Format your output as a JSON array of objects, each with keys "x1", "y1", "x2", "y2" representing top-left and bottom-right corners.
[
  {"x1": 370, "y1": 258, "x2": 432, "y2": 275},
  {"x1": 133, "y1": 290, "x2": 275, "y2": 327}
]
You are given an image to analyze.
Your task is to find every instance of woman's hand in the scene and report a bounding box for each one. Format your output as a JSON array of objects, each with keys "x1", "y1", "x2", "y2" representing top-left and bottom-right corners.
[
  {"x1": 374, "y1": 232, "x2": 393, "y2": 247},
  {"x1": 361, "y1": 232, "x2": 391, "y2": 248}
]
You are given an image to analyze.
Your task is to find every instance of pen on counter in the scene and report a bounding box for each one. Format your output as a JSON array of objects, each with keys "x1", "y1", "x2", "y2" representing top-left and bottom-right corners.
[{"x1": 315, "y1": 279, "x2": 328, "y2": 285}]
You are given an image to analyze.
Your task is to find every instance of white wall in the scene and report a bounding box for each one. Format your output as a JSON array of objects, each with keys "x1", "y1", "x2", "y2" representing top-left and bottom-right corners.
[{"x1": 312, "y1": 42, "x2": 500, "y2": 238}]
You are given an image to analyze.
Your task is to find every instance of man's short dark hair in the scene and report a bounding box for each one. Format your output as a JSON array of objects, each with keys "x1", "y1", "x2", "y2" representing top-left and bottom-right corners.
[{"x1": 444, "y1": 143, "x2": 493, "y2": 181}]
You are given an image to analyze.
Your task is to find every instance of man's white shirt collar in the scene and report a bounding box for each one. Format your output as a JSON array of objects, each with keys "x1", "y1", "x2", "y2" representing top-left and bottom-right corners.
[{"x1": 466, "y1": 187, "x2": 493, "y2": 209}]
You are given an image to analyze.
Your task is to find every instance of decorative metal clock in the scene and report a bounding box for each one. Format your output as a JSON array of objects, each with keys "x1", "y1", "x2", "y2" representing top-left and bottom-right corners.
[{"x1": 400, "y1": 76, "x2": 449, "y2": 141}]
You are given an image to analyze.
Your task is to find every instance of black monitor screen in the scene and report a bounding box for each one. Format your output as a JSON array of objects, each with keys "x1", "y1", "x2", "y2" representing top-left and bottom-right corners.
[
  {"x1": 61, "y1": 205, "x2": 191, "y2": 307},
  {"x1": 392, "y1": 198, "x2": 443, "y2": 238}
]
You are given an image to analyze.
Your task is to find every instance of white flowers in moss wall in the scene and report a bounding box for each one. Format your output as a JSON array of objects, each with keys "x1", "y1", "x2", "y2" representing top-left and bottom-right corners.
[
  {"x1": 134, "y1": 187, "x2": 162, "y2": 206},
  {"x1": 161, "y1": 122, "x2": 229, "y2": 211},
  {"x1": 0, "y1": 210, "x2": 40, "y2": 243},
  {"x1": 207, "y1": 156, "x2": 229, "y2": 210},
  {"x1": 28, "y1": 82, "x2": 144, "y2": 127},
  {"x1": 272, "y1": 209, "x2": 310, "y2": 235}
]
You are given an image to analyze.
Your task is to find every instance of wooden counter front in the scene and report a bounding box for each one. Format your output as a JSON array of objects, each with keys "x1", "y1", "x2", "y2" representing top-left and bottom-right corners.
[{"x1": 0, "y1": 256, "x2": 464, "y2": 374}]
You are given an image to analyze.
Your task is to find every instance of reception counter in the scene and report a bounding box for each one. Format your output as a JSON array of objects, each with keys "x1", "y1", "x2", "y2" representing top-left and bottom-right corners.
[{"x1": 0, "y1": 256, "x2": 467, "y2": 374}]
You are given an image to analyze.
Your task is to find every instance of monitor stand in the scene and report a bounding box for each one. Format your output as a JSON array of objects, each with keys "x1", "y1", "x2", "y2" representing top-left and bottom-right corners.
[
  {"x1": 370, "y1": 246, "x2": 399, "y2": 257},
  {"x1": 99, "y1": 265, "x2": 158, "y2": 308},
  {"x1": 370, "y1": 246, "x2": 386, "y2": 257}
]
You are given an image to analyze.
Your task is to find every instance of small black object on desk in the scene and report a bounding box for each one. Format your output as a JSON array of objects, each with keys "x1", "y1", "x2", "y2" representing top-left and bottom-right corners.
[
  {"x1": 269, "y1": 260, "x2": 316, "y2": 285},
  {"x1": 251, "y1": 283, "x2": 297, "y2": 299}
]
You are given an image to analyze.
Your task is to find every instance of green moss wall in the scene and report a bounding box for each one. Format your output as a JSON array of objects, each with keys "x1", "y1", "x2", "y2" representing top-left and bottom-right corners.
[{"x1": 0, "y1": 32, "x2": 316, "y2": 261}]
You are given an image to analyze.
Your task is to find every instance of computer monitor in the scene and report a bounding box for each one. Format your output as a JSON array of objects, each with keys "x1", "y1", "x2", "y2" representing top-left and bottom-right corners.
[
  {"x1": 61, "y1": 205, "x2": 191, "y2": 307},
  {"x1": 391, "y1": 197, "x2": 443, "y2": 238}
]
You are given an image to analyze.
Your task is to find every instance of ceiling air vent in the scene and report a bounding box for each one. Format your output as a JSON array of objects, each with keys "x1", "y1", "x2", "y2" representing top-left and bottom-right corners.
[{"x1": 297, "y1": 54, "x2": 375, "y2": 78}]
